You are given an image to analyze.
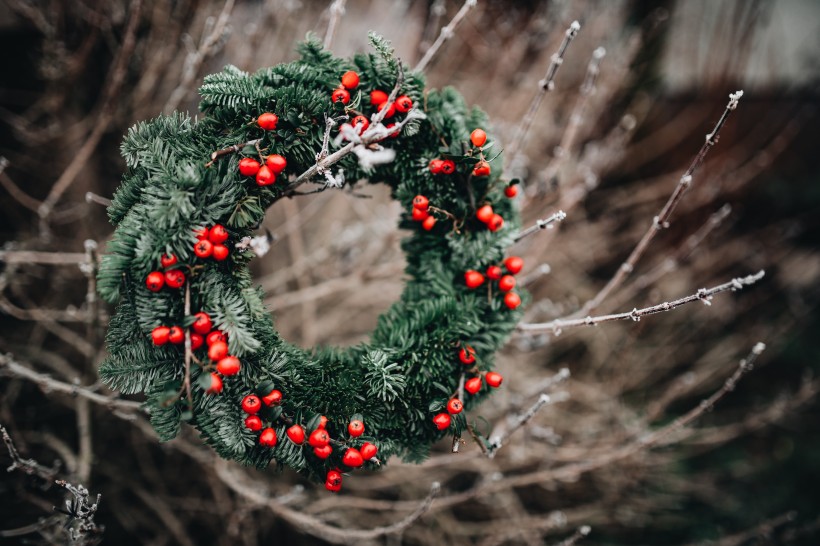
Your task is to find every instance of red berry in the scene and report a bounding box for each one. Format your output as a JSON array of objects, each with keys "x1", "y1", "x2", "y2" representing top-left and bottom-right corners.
[
  {"x1": 488, "y1": 214, "x2": 504, "y2": 232},
  {"x1": 256, "y1": 165, "x2": 276, "y2": 186},
  {"x1": 429, "y1": 159, "x2": 444, "y2": 174},
  {"x1": 190, "y1": 333, "x2": 204, "y2": 351},
  {"x1": 395, "y1": 95, "x2": 413, "y2": 113},
  {"x1": 160, "y1": 253, "x2": 177, "y2": 268},
  {"x1": 151, "y1": 326, "x2": 170, "y2": 346},
  {"x1": 351, "y1": 115, "x2": 369, "y2": 132},
  {"x1": 370, "y1": 89, "x2": 388, "y2": 106},
  {"x1": 332, "y1": 87, "x2": 350, "y2": 104},
  {"x1": 386, "y1": 122, "x2": 400, "y2": 138},
  {"x1": 245, "y1": 415, "x2": 263, "y2": 431},
  {"x1": 465, "y1": 377, "x2": 482, "y2": 394},
  {"x1": 378, "y1": 101, "x2": 396, "y2": 118},
  {"x1": 447, "y1": 398, "x2": 463, "y2": 414},
  {"x1": 498, "y1": 275, "x2": 516, "y2": 292},
  {"x1": 422, "y1": 216, "x2": 437, "y2": 231},
  {"x1": 318, "y1": 416, "x2": 328, "y2": 429},
  {"x1": 314, "y1": 445, "x2": 332, "y2": 459},
  {"x1": 205, "y1": 373, "x2": 223, "y2": 394},
  {"x1": 241, "y1": 394, "x2": 262, "y2": 414},
  {"x1": 465, "y1": 270, "x2": 485, "y2": 289},
  {"x1": 476, "y1": 205, "x2": 494, "y2": 224},
  {"x1": 432, "y1": 413, "x2": 451, "y2": 430},
  {"x1": 309, "y1": 429, "x2": 330, "y2": 448},
  {"x1": 168, "y1": 326, "x2": 184, "y2": 344},
  {"x1": 257, "y1": 113, "x2": 279, "y2": 131},
  {"x1": 341, "y1": 70, "x2": 359, "y2": 89},
  {"x1": 504, "y1": 256, "x2": 524, "y2": 275},
  {"x1": 326, "y1": 469, "x2": 343, "y2": 491},
  {"x1": 342, "y1": 448, "x2": 364, "y2": 468},
  {"x1": 194, "y1": 239, "x2": 213, "y2": 259},
  {"x1": 440, "y1": 159, "x2": 456, "y2": 175},
  {"x1": 503, "y1": 292, "x2": 521, "y2": 310},
  {"x1": 206, "y1": 331, "x2": 227, "y2": 346},
  {"x1": 209, "y1": 224, "x2": 229, "y2": 244},
  {"x1": 413, "y1": 195, "x2": 429, "y2": 210},
  {"x1": 473, "y1": 160, "x2": 490, "y2": 177},
  {"x1": 192, "y1": 312, "x2": 212, "y2": 335},
  {"x1": 348, "y1": 420, "x2": 364, "y2": 437},
  {"x1": 217, "y1": 356, "x2": 241, "y2": 376},
  {"x1": 164, "y1": 269, "x2": 185, "y2": 289},
  {"x1": 360, "y1": 442, "x2": 378, "y2": 460},
  {"x1": 266, "y1": 154, "x2": 287, "y2": 174},
  {"x1": 262, "y1": 389, "x2": 282, "y2": 406},
  {"x1": 504, "y1": 185, "x2": 519, "y2": 198},
  {"x1": 146, "y1": 271, "x2": 165, "y2": 292},
  {"x1": 486, "y1": 265, "x2": 502, "y2": 280},
  {"x1": 486, "y1": 371, "x2": 503, "y2": 388},
  {"x1": 286, "y1": 425, "x2": 305, "y2": 445},
  {"x1": 259, "y1": 427, "x2": 278, "y2": 447},
  {"x1": 238, "y1": 157, "x2": 261, "y2": 176},
  {"x1": 470, "y1": 128, "x2": 487, "y2": 147},
  {"x1": 195, "y1": 226, "x2": 210, "y2": 240},
  {"x1": 412, "y1": 207, "x2": 430, "y2": 222},
  {"x1": 212, "y1": 244, "x2": 229, "y2": 261},
  {"x1": 459, "y1": 345, "x2": 476, "y2": 365},
  {"x1": 208, "y1": 341, "x2": 228, "y2": 361}
]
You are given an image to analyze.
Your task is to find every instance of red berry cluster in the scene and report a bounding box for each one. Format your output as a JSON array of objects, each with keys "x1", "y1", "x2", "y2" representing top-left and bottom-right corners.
[
  {"x1": 334, "y1": 71, "x2": 413, "y2": 142},
  {"x1": 475, "y1": 203, "x2": 505, "y2": 232},
  {"x1": 330, "y1": 70, "x2": 359, "y2": 105},
  {"x1": 193, "y1": 225, "x2": 231, "y2": 261},
  {"x1": 464, "y1": 256, "x2": 524, "y2": 309},
  {"x1": 431, "y1": 345, "x2": 504, "y2": 430},
  {"x1": 428, "y1": 158, "x2": 456, "y2": 175},
  {"x1": 410, "y1": 194, "x2": 436, "y2": 231},
  {"x1": 241, "y1": 388, "x2": 284, "y2": 446},
  {"x1": 235, "y1": 113, "x2": 288, "y2": 186},
  {"x1": 145, "y1": 251, "x2": 188, "y2": 292}
]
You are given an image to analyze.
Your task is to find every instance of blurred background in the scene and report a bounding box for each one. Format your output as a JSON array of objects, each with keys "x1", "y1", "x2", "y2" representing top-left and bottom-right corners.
[{"x1": 1, "y1": 0, "x2": 819, "y2": 544}]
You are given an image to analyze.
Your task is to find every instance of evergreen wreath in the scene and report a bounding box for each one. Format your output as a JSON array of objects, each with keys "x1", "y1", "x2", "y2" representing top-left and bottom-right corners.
[{"x1": 97, "y1": 34, "x2": 526, "y2": 490}]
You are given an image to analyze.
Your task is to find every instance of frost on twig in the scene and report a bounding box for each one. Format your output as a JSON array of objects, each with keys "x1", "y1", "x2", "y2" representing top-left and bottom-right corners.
[
  {"x1": 519, "y1": 270, "x2": 764, "y2": 334},
  {"x1": 414, "y1": 0, "x2": 477, "y2": 73},
  {"x1": 513, "y1": 210, "x2": 567, "y2": 242}
]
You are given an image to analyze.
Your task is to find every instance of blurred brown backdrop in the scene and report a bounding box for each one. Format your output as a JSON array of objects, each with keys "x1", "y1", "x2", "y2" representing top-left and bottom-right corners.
[{"x1": 1, "y1": 0, "x2": 819, "y2": 544}]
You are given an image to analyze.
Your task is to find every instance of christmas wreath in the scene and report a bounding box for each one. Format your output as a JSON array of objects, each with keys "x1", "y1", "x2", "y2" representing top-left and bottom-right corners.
[{"x1": 98, "y1": 35, "x2": 525, "y2": 491}]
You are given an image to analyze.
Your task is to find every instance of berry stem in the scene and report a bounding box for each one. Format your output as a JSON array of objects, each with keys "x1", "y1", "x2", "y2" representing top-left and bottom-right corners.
[
  {"x1": 204, "y1": 138, "x2": 263, "y2": 168},
  {"x1": 182, "y1": 282, "x2": 194, "y2": 407}
]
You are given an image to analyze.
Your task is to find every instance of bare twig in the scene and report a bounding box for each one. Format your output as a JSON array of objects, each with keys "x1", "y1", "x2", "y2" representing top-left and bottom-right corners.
[
  {"x1": 38, "y1": 0, "x2": 144, "y2": 226},
  {"x1": 85, "y1": 192, "x2": 112, "y2": 207},
  {"x1": 0, "y1": 354, "x2": 143, "y2": 412},
  {"x1": 183, "y1": 283, "x2": 193, "y2": 407},
  {"x1": 518, "y1": 270, "x2": 764, "y2": 333},
  {"x1": 507, "y1": 20, "x2": 581, "y2": 162},
  {"x1": 0, "y1": 156, "x2": 42, "y2": 212},
  {"x1": 550, "y1": 526, "x2": 592, "y2": 546},
  {"x1": 414, "y1": 0, "x2": 477, "y2": 73},
  {"x1": 205, "y1": 138, "x2": 262, "y2": 168},
  {"x1": 513, "y1": 210, "x2": 567, "y2": 242},
  {"x1": 323, "y1": 0, "x2": 347, "y2": 51},
  {"x1": 0, "y1": 250, "x2": 90, "y2": 265},
  {"x1": 164, "y1": 0, "x2": 235, "y2": 113},
  {"x1": 575, "y1": 90, "x2": 744, "y2": 317},
  {"x1": 487, "y1": 391, "x2": 569, "y2": 457},
  {"x1": 2, "y1": 424, "x2": 60, "y2": 480}
]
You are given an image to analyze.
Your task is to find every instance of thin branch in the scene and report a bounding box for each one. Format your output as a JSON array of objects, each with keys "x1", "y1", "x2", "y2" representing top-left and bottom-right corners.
[
  {"x1": 0, "y1": 156, "x2": 42, "y2": 212},
  {"x1": 0, "y1": 250, "x2": 90, "y2": 265},
  {"x1": 575, "y1": 90, "x2": 744, "y2": 317},
  {"x1": 164, "y1": 0, "x2": 235, "y2": 113},
  {"x1": 183, "y1": 283, "x2": 193, "y2": 407},
  {"x1": 85, "y1": 192, "x2": 112, "y2": 207},
  {"x1": 2, "y1": 424, "x2": 60, "y2": 480},
  {"x1": 550, "y1": 526, "x2": 592, "y2": 546},
  {"x1": 487, "y1": 390, "x2": 569, "y2": 458},
  {"x1": 204, "y1": 138, "x2": 262, "y2": 168},
  {"x1": 0, "y1": 353, "x2": 143, "y2": 412},
  {"x1": 214, "y1": 461, "x2": 439, "y2": 544},
  {"x1": 513, "y1": 210, "x2": 567, "y2": 242},
  {"x1": 323, "y1": 0, "x2": 347, "y2": 51},
  {"x1": 414, "y1": 0, "x2": 477, "y2": 73},
  {"x1": 517, "y1": 270, "x2": 764, "y2": 333},
  {"x1": 37, "y1": 0, "x2": 144, "y2": 225},
  {"x1": 506, "y1": 20, "x2": 581, "y2": 162}
]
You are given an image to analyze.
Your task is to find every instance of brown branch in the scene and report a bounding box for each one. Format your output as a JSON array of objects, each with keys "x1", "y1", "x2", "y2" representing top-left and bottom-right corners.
[
  {"x1": 513, "y1": 210, "x2": 567, "y2": 243},
  {"x1": 574, "y1": 90, "x2": 744, "y2": 317},
  {"x1": 550, "y1": 526, "x2": 592, "y2": 546},
  {"x1": 183, "y1": 283, "x2": 193, "y2": 407},
  {"x1": 0, "y1": 250, "x2": 91, "y2": 265},
  {"x1": 38, "y1": 0, "x2": 144, "y2": 225},
  {"x1": 2, "y1": 424, "x2": 60, "y2": 480},
  {"x1": 0, "y1": 353, "x2": 143, "y2": 413},
  {"x1": 323, "y1": 0, "x2": 347, "y2": 51},
  {"x1": 204, "y1": 138, "x2": 263, "y2": 168},
  {"x1": 519, "y1": 270, "x2": 764, "y2": 333},
  {"x1": 0, "y1": 157, "x2": 42, "y2": 212},
  {"x1": 414, "y1": 0, "x2": 477, "y2": 73},
  {"x1": 506, "y1": 20, "x2": 581, "y2": 163}
]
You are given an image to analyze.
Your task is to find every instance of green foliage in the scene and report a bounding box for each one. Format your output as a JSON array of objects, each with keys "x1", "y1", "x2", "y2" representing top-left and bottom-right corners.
[{"x1": 98, "y1": 35, "x2": 524, "y2": 481}]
